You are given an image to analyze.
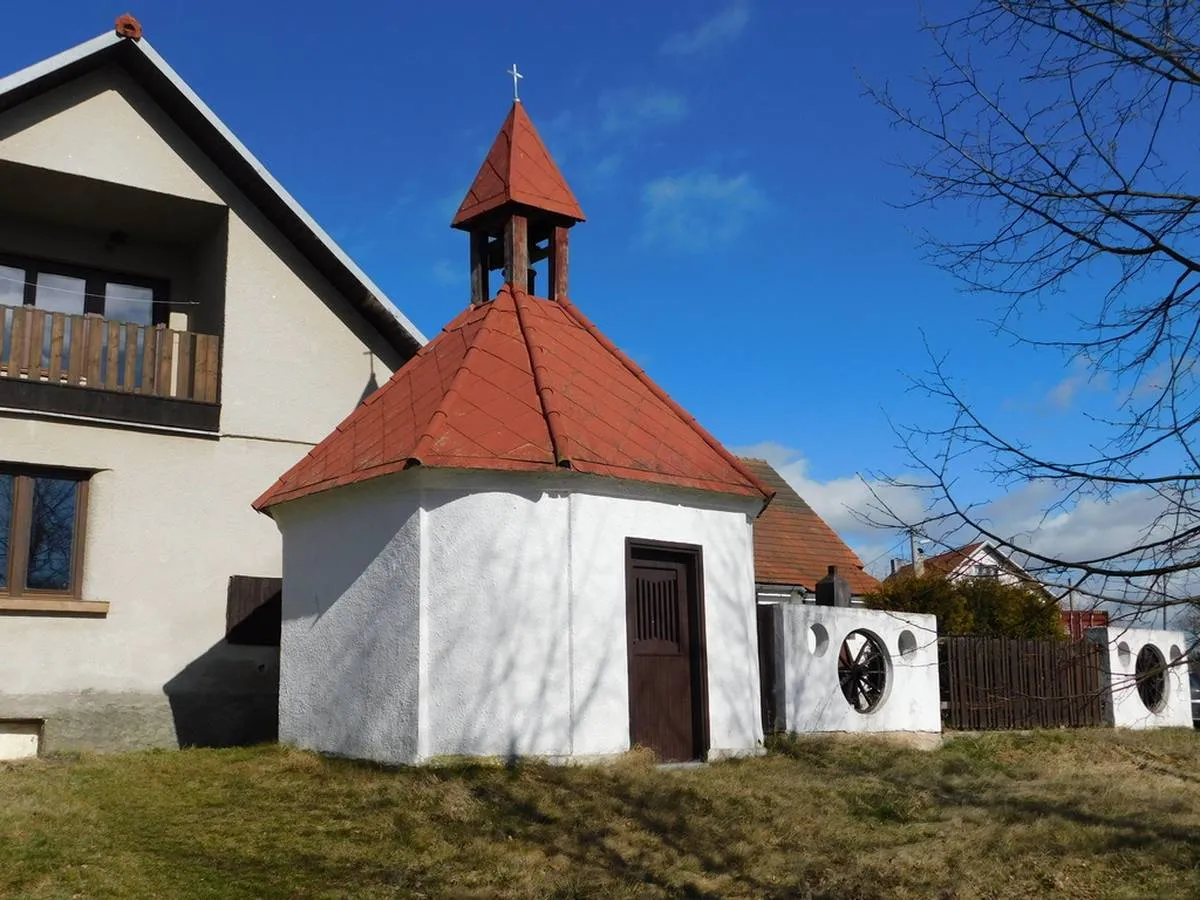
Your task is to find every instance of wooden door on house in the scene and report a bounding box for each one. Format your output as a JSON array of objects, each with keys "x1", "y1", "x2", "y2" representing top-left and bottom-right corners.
[{"x1": 625, "y1": 543, "x2": 707, "y2": 762}]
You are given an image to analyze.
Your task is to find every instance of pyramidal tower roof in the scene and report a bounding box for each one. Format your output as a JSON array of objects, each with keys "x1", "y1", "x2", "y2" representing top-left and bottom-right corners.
[
  {"x1": 451, "y1": 102, "x2": 585, "y2": 227},
  {"x1": 255, "y1": 103, "x2": 771, "y2": 513}
]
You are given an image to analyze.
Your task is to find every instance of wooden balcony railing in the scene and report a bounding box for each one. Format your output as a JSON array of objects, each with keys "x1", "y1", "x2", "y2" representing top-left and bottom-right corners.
[{"x1": 0, "y1": 304, "x2": 219, "y2": 403}]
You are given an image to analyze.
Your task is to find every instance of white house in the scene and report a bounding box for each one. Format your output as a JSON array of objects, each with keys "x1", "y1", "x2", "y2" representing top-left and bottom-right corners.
[
  {"x1": 888, "y1": 541, "x2": 1025, "y2": 585},
  {"x1": 256, "y1": 101, "x2": 776, "y2": 764},
  {"x1": 0, "y1": 18, "x2": 424, "y2": 756}
]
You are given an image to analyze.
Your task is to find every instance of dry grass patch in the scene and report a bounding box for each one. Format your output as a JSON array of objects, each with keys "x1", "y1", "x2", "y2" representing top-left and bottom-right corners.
[{"x1": 0, "y1": 730, "x2": 1197, "y2": 898}]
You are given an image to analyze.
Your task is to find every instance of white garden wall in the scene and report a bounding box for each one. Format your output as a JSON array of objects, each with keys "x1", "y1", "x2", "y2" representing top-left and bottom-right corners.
[
  {"x1": 774, "y1": 604, "x2": 941, "y2": 735},
  {"x1": 1090, "y1": 627, "x2": 1192, "y2": 729}
]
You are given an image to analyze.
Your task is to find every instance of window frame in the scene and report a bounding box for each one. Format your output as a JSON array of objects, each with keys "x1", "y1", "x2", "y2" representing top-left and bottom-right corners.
[
  {"x1": 0, "y1": 252, "x2": 170, "y2": 326},
  {"x1": 0, "y1": 464, "x2": 91, "y2": 605}
]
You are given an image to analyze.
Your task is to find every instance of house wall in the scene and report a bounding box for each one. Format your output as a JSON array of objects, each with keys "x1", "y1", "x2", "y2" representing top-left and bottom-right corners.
[
  {"x1": 275, "y1": 479, "x2": 421, "y2": 764},
  {"x1": 776, "y1": 604, "x2": 941, "y2": 735},
  {"x1": 272, "y1": 468, "x2": 763, "y2": 764},
  {"x1": 0, "y1": 64, "x2": 411, "y2": 750},
  {"x1": 1091, "y1": 627, "x2": 1192, "y2": 729},
  {"x1": 949, "y1": 545, "x2": 1022, "y2": 586}
]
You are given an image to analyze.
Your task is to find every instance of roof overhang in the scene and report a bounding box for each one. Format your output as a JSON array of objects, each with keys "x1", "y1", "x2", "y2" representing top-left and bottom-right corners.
[{"x1": 0, "y1": 31, "x2": 426, "y2": 358}]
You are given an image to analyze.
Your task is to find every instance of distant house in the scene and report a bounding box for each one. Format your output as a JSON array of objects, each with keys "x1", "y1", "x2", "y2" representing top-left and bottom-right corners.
[
  {"x1": 740, "y1": 459, "x2": 879, "y2": 605},
  {"x1": 887, "y1": 541, "x2": 1027, "y2": 585},
  {"x1": 886, "y1": 540, "x2": 1107, "y2": 639}
]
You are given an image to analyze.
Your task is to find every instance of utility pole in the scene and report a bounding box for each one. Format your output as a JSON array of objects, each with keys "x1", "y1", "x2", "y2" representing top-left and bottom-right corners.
[{"x1": 910, "y1": 530, "x2": 924, "y2": 576}]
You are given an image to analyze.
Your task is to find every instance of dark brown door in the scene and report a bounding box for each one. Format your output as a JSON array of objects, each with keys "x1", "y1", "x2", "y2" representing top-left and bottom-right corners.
[{"x1": 626, "y1": 547, "x2": 704, "y2": 762}]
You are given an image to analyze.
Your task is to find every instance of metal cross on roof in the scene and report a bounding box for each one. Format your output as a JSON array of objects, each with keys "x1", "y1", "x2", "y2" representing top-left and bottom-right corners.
[{"x1": 507, "y1": 63, "x2": 523, "y2": 102}]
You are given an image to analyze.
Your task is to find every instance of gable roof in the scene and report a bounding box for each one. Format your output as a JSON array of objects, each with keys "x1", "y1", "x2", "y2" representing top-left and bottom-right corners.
[
  {"x1": 452, "y1": 102, "x2": 585, "y2": 227},
  {"x1": 0, "y1": 29, "x2": 426, "y2": 357},
  {"x1": 886, "y1": 541, "x2": 1028, "y2": 582},
  {"x1": 740, "y1": 458, "x2": 879, "y2": 595},
  {"x1": 255, "y1": 284, "x2": 773, "y2": 511}
]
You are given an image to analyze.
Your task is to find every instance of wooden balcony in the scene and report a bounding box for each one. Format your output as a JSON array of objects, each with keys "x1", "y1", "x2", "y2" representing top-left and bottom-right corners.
[{"x1": 0, "y1": 304, "x2": 221, "y2": 431}]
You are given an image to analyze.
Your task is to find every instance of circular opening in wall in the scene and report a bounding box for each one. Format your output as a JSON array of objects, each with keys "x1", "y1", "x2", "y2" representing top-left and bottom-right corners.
[
  {"x1": 1170, "y1": 644, "x2": 1183, "y2": 663},
  {"x1": 838, "y1": 629, "x2": 890, "y2": 714},
  {"x1": 898, "y1": 630, "x2": 918, "y2": 660},
  {"x1": 1135, "y1": 644, "x2": 1168, "y2": 713},
  {"x1": 1117, "y1": 642, "x2": 1132, "y2": 667},
  {"x1": 808, "y1": 623, "x2": 829, "y2": 657}
]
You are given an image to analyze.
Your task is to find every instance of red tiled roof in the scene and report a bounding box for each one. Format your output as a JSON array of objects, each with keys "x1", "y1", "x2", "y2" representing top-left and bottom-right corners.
[
  {"x1": 451, "y1": 102, "x2": 585, "y2": 227},
  {"x1": 886, "y1": 542, "x2": 987, "y2": 581},
  {"x1": 255, "y1": 285, "x2": 773, "y2": 511},
  {"x1": 740, "y1": 458, "x2": 879, "y2": 595}
]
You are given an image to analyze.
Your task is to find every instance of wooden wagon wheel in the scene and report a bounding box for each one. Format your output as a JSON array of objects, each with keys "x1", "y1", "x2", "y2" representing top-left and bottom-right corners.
[
  {"x1": 838, "y1": 630, "x2": 888, "y2": 713},
  {"x1": 1135, "y1": 644, "x2": 1167, "y2": 713}
]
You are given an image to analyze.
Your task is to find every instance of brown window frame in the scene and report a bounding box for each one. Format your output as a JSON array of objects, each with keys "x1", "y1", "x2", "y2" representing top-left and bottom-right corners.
[
  {"x1": 0, "y1": 464, "x2": 90, "y2": 603},
  {"x1": 0, "y1": 252, "x2": 170, "y2": 325}
]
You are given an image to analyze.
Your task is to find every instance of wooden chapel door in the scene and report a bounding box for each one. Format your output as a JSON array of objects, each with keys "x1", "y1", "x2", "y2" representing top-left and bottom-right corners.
[{"x1": 625, "y1": 543, "x2": 707, "y2": 762}]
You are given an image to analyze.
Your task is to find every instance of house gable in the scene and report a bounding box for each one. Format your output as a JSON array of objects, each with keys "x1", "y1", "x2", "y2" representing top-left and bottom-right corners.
[{"x1": 0, "y1": 65, "x2": 220, "y2": 204}]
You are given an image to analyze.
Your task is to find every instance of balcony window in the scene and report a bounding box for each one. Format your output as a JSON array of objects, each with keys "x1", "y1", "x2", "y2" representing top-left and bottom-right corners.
[{"x1": 0, "y1": 254, "x2": 167, "y2": 325}]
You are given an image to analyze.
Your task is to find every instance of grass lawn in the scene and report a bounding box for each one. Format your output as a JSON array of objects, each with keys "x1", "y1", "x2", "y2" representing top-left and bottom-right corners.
[{"x1": 1, "y1": 729, "x2": 1199, "y2": 898}]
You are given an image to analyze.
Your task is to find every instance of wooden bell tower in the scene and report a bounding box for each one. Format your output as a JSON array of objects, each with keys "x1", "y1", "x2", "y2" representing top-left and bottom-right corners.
[{"x1": 451, "y1": 100, "x2": 586, "y2": 304}]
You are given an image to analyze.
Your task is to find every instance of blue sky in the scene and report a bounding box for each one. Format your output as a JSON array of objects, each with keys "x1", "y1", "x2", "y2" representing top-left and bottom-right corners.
[{"x1": 4, "y1": 1, "x2": 1111, "y2": 571}]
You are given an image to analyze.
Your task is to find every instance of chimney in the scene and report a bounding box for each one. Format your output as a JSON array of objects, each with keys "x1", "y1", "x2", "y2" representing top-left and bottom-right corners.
[
  {"x1": 814, "y1": 565, "x2": 852, "y2": 608},
  {"x1": 890, "y1": 558, "x2": 900, "y2": 576}
]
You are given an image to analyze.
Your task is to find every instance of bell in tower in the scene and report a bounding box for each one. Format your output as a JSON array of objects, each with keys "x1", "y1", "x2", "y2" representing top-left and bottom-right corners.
[{"x1": 450, "y1": 76, "x2": 586, "y2": 304}]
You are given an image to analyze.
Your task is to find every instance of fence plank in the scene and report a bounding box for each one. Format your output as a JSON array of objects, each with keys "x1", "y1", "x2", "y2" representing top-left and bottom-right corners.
[
  {"x1": 175, "y1": 331, "x2": 193, "y2": 400},
  {"x1": 84, "y1": 315, "x2": 103, "y2": 386},
  {"x1": 157, "y1": 327, "x2": 175, "y2": 398},
  {"x1": 66, "y1": 315, "x2": 84, "y2": 384},
  {"x1": 140, "y1": 323, "x2": 157, "y2": 395},
  {"x1": 26, "y1": 309, "x2": 45, "y2": 381},
  {"x1": 122, "y1": 321, "x2": 137, "y2": 390},
  {"x1": 10, "y1": 306, "x2": 27, "y2": 376},
  {"x1": 104, "y1": 320, "x2": 120, "y2": 390},
  {"x1": 47, "y1": 314, "x2": 64, "y2": 382},
  {"x1": 203, "y1": 334, "x2": 219, "y2": 402}
]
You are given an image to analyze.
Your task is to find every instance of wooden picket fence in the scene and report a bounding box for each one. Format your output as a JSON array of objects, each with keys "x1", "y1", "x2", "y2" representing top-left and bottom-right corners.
[
  {"x1": 940, "y1": 636, "x2": 1107, "y2": 730},
  {"x1": 0, "y1": 304, "x2": 219, "y2": 402}
]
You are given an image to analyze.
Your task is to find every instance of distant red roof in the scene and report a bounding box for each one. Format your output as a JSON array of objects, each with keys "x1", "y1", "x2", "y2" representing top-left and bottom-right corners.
[
  {"x1": 452, "y1": 102, "x2": 585, "y2": 227},
  {"x1": 887, "y1": 542, "x2": 987, "y2": 581},
  {"x1": 255, "y1": 285, "x2": 772, "y2": 511},
  {"x1": 741, "y1": 458, "x2": 879, "y2": 595}
]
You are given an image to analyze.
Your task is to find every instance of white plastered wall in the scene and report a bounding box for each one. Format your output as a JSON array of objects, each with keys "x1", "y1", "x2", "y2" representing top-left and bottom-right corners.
[
  {"x1": 1091, "y1": 627, "x2": 1192, "y2": 729},
  {"x1": 776, "y1": 604, "x2": 941, "y2": 735},
  {"x1": 0, "y1": 64, "x2": 409, "y2": 748},
  {"x1": 275, "y1": 479, "x2": 421, "y2": 764},
  {"x1": 273, "y1": 468, "x2": 764, "y2": 764}
]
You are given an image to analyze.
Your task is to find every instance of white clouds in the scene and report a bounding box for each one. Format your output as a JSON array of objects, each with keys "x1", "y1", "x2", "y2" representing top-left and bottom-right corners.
[
  {"x1": 599, "y1": 88, "x2": 688, "y2": 136},
  {"x1": 640, "y1": 170, "x2": 765, "y2": 251},
  {"x1": 733, "y1": 442, "x2": 1195, "y2": 608},
  {"x1": 543, "y1": 87, "x2": 690, "y2": 183},
  {"x1": 661, "y1": 1, "x2": 752, "y2": 56},
  {"x1": 1044, "y1": 357, "x2": 1108, "y2": 410}
]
